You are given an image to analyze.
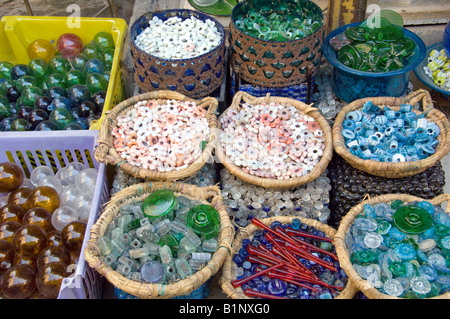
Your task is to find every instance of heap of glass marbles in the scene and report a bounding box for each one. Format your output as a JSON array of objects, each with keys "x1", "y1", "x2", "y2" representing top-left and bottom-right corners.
[
  {"x1": 231, "y1": 218, "x2": 348, "y2": 299},
  {"x1": 0, "y1": 161, "x2": 87, "y2": 299},
  {"x1": 423, "y1": 48, "x2": 450, "y2": 91},
  {"x1": 327, "y1": 155, "x2": 445, "y2": 228},
  {"x1": 341, "y1": 100, "x2": 441, "y2": 163},
  {"x1": 220, "y1": 168, "x2": 332, "y2": 227},
  {"x1": 311, "y1": 64, "x2": 345, "y2": 124},
  {"x1": 346, "y1": 199, "x2": 450, "y2": 298},
  {"x1": 110, "y1": 164, "x2": 218, "y2": 197},
  {"x1": 97, "y1": 189, "x2": 220, "y2": 286},
  {"x1": 0, "y1": 31, "x2": 115, "y2": 131}
]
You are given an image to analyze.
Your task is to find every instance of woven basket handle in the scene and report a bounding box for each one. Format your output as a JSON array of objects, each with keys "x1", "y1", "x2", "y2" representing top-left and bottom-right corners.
[
  {"x1": 403, "y1": 89, "x2": 434, "y2": 115},
  {"x1": 429, "y1": 194, "x2": 450, "y2": 212}
]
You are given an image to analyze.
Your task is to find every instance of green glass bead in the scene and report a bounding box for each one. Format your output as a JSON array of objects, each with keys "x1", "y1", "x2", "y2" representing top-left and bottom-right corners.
[
  {"x1": 0, "y1": 61, "x2": 14, "y2": 80},
  {"x1": 85, "y1": 73, "x2": 108, "y2": 94},
  {"x1": 10, "y1": 118, "x2": 29, "y2": 131},
  {"x1": 27, "y1": 59, "x2": 49, "y2": 79},
  {"x1": 82, "y1": 42, "x2": 101, "y2": 60},
  {"x1": 158, "y1": 233, "x2": 181, "y2": 255},
  {"x1": 401, "y1": 237, "x2": 419, "y2": 250},
  {"x1": 377, "y1": 220, "x2": 392, "y2": 235},
  {"x1": 0, "y1": 79, "x2": 14, "y2": 95},
  {"x1": 390, "y1": 199, "x2": 404, "y2": 210},
  {"x1": 63, "y1": 70, "x2": 86, "y2": 88},
  {"x1": 185, "y1": 204, "x2": 220, "y2": 240},
  {"x1": 350, "y1": 249, "x2": 378, "y2": 265},
  {"x1": 93, "y1": 31, "x2": 115, "y2": 51},
  {"x1": 434, "y1": 223, "x2": 450, "y2": 238},
  {"x1": 49, "y1": 107, "x2": 75, "y2": 130},
  {"x1": 14, "y1": 75, "x2": 40, "y2": 92},
  {"x1": 337, "y1": 44, "x2": 362, "y2": 69},
  {"x1": 393, "y1": 205, "x2": 433, "y2": 235},
  {"x1": 388, "y1": 261, "x2": 408, "y2": 276},
  {"x1": 142, "y1": 190, "x2": 178, "y2": 219},
  {"x1": 378, "y1": 25, "x2": 404, "y2": 42},
  {"x1": 21, "y1": 86, "x2": 43, "y2": 107},
  {"x1": 48, "y1": 56, "x2": 71, "y2": 75}
]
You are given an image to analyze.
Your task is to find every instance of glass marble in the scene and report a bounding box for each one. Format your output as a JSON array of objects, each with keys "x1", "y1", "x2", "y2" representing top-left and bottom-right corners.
[
  {"x1": 26, "y1": 185, "x2": 60, "y2": 213},
  {"x1": 17, "y1": 106, "x2": 33, "y2": 120},
  {"x1": 0, "y1": 221, "x2": 22, "y2": 243},
  {"x1": 57, "y1": 33, "x2": 84, "y2": 59},
  {"x1": 0, "y1": 162, "x2": 24, "y2": 192},
  {"x1": 74, "y1": 168, "x2": 98, "y2": 194},
  {"x1": 0, "y1": 95, "x2": 11, "y2": 120},
  {"x1": 34, "y1": 96, "x2": 53, "y2": 114},
  {"x1": 0, "y1": 203, "x2": 26, "y2": 224},
  {"x1": 13, "y1": 254, "x2": 37, "y2": 269},
  {"x1": 27, "y1": 58, "x2": 48, "y2": 80},
  {"x1": 76, "y1": 101, "x2": 96, "y2": 118},
  {"x1": 23, "y1": 207, "x2": 54, "y2": 233},
  {"x1": 62, "y1": 162, "x2": 86, "y2": 185},
  {"x1": 71, "y1": 54, "x2": 89, "y2": 71},
  {"x1": 0, "y1": 238, "x2": 14, "y2": 271},
  {"x1": 30, "y1": 165, "x2": 55, "y2": 187},
  {"x1": 49, "y1": 107, "x2": 75, "y2": 130},
  {"x1": 43, "y1": 73, "x2": 65, "y2": 90},
  {"x1": 10, "y1": 64, "x2": 29, "y2": 81},
  {"x1": 186, "y1": 204, "x2": 220, "y2": 240},
  {"x1": 7, "y1": 187, "x2": 33, "y2": 210},
  {"x1": 51, "y1": 206, "x2": 79, "y2": 231},
  {"x1": 61, "y1": 221, "x2": 86, "y2": 253},
  {"x1": 36, "y1": 261, "x2": 68, "y2": 298},
  {"x1": 36, "y1": 245, "x2": 71, "y2": 270},
  {"x1": 101, "y1": 48, "x2": 115, "y2": 70},
  {"x1": 142, "y1": 189, "x2": 178, "y2": 219},
  {"x1": 36, "y1": 175, "x2": 63, "y2": 194},
  {"x1": 12, "y1": 224, "x2": 48, "y2": 259},
  {"x1": 86, "y1": 73, "x2": 108, "y2": 94},
  {"x1": 21, "y1": 85, "x2": 43, "y2": 107},
  {"x1": 84, "y1": 58, "x2": 104, "y2": 74},
  {"x1": 93, "y1": 31, "x2": 115, "y2": 51},
  {"x1": 27, "y1": 109, "x2": 49, "y2": 130},
  {"x1": 34, "y1": 120, "x2": 58, "y2": 131},
  {"x1": 1, "y1": 264, "x2": 36, "y2": 299},
  {"x1": 47, "y1": 230, "x2": 63, "y2": 246},
  {"x1": 50, "y1": 96, "x2": 71, "y2": 111},
  {"x1": 28, "y1": 39, "x2": 56, "y2": 63},
  {"x1": 0, "y1": 78, "x2": 14, "y2": 95},
  {"x1": 63, "y1": 69, "x2": 86, "y2": 88},
  {"x1": 67, "y1": 84, "x2": 91, "y2": 107},
  {"x1": 82, "y1": 42, "x2": 101, "y2": 60},
  {"x1": 45, "y1": 86, "x2": 67, "y2": 99},
  {"x1": 6, "y1": 85, "x2": 21, "y2": 102},
  {"x1": 0, "y1": 61, "x2": 14, "y2": 80},
  {"x1": 393, "y1": 205, "x2": 433, "y2": 235},
  {"x1": 15, "y1": 75, "x2": 39, "y2": 92},
  {"x1": 48, "y1": 56, "x2": 71, "y2": 75},
  {"x1": 90, "y1": 91, "x2": 106, "y2": 112}
]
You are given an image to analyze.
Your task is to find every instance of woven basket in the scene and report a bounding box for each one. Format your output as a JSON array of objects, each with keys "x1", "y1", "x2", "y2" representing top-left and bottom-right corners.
[
  {"x1": 334, "y1": 193, "x2": 450, "y2": 299},
  {"x1": 216, "y1": 91, "x2": 333, "y2": 189},
  {"x1": 94, "y1": 90, "x2": 218, "y2": 181},
  {"x1": 220, "y1": 215, "x2": 359, "y2": 299},
  {"x1": 130, "y1": 9, "x2": 226, "y2": 99},
  {"x1": 332, "y1": 89, "x2": 450, "y2": 178},
  {"x1": 229, "y1": 0, "x2": 325, "y2": 88},
  {"x1": 84, "y1": 181, "x2": 234, "y2": 299}
]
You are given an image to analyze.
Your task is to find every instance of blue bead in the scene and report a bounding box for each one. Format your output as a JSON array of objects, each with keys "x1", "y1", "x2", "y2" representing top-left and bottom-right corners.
[
  {"x1": 415, "y1": 201, "x2": 435, "y2": 215},
  {"x1": 394, "y1": 243, "x2": 416, "y2": 260},
  {"x1": 270, "y1": 221, "x2": 282, "y2": 229},
  {"x1": 389, "y1": 226, "x2": 407, "y2": 240},
  {"x1": 342, "y1": 128, "x2": 355, "y2": 140},
  {"x1": 266, "y1": 278, "x2": 287, "y2": 296},
  {"x1": 239, "y1": 247, "x2": 249, "y2": 259},
  {"x1": 233, "y1": 254, "x2": 245, "y2": 267},
  {"x1": 291, "y1": 218, "x2": 301, "y2": 230},
  {"x1": 400, "y1": 104, "x2": 412, "y2": 113},
  {"x1": 343, "y1": 119, "x2": 356, "y2": 130},
  {"x1": 419, "y1": 265, "x2": 438, "y2": 281}
]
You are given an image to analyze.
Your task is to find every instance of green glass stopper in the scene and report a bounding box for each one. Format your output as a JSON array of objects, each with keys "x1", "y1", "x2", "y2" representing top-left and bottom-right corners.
[
  {"x1": 393, "y1": 205, "x2": 433, "y2": 235},
  {"x1": 186, "y1": 204, "x2": 220, "y2": 240},
  {"x1": 142, "y1": 189, "x2": 178, "y2": 219}
]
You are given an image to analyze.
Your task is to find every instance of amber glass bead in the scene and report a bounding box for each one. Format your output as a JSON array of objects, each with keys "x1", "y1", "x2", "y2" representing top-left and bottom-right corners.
[
  {"x1": 26, "y1": 186, "x2": 60, "y2": 213},
  {"x1": 47, "y1": 230, "x2": 63, "y2": 247},
  {"x1": 7, "y1": 187, "x2": 34, "y2": 211},
  {"x1": 13, "y1": 254, "x2": 37, "y2": 269},
  {"x1": 36, "y1": 261, "x2": 68, "y2": 298},
  {"x1": 61, "y1": 221, "x2": 86, "y2": 253},
  {"x1": 22, "y1": 207, "x2": 54, "y2": 233},
  {"x1": 0, "y1": 221, "x2": 22, "y2": 243},
  {"x1": 0, "y1": 239, "x2": 15, "y2": 271},
  {"x1": 28, "y1": 39, "x2": 56, "y2": 63},
  {"x1": 0, "y1": 162, "x2": 24, "y2": 193},
  {"x1": 0, "y1": 203, "x2": 26, "y2": 224},
  {"x1": 36, "y1": 245, "x2": 71, "y2": 270},
  {"x1": 1, "y1": 264, "x2": 36, "y2": 299},
  {"x1": 12, "y1": 224, "x2": 48, "y2": 259}
]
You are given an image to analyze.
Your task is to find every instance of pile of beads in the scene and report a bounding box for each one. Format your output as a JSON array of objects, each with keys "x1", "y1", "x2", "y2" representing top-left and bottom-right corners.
[
  {"x1": 423, "y1": 48, "x2": 450, "y2": 91},
  {"x1": 0, "y1": 162, "x2": 88, "y2": 299},
  {"x1": 327, "y1": 155, "x2": 445, "y2": 228},
  {"x1": 112, "y1": 99, "x2": 210, "y2": 172},
  {"x1": 0, "y1": 31, "x2": 114, "y2": 131},
  {"x1": 231, "y1": 218, "x2": 348, "y2": 299},
  {"x1": 341, "y1": 100, "x2": 441, "y2": 163},
  {"x1": 134, "y1": 16, "x2": 222, "y2": 60},
  {"x1": 221, "y1": 168, "x2": 331, "y2": 227},
  {"x1": 220, "y1": 102, "x2": 326, "y2": 179},
  {"x1": 97, "y1": 189, "x2": 220, "y2": 285},
  {"x1": 346, "y1": 199, "x2": 450, "y2": 298}
]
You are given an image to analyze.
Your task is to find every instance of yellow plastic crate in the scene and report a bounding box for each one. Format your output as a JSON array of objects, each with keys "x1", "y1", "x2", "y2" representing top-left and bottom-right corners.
[{"x1": 0, "y1": 15, "x2": 127, "y2": 129}]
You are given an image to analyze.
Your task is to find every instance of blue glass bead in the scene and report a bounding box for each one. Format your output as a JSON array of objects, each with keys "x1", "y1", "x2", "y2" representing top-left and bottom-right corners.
[
  {"x1": 354, "y1": 125, "x2": 364, "y2": 137},
  {"x1": 434, "y1": 212, "x2": 450, "y2": 226},
  {"x1": 403, "y1": 111, "x2": 416, "y2": 122},
  {"x1": 385, "y1": 110, "x2": 396, "y2": 120},
  {"x1": 271, "y1": 221, "x2": 282, "y2": 229},
  {"x1": 415, "y1": 201, "x2": 435, "y2": 215},
  {"x1": 436, "y1": 276, "x2": 450, "y2": 287},
  {"x1": 51, "y1": 96, "x2": 72, "y2": 111},
  {"x1": 400, "y1": 104, "x2": 412, "y2": 113},
  {"x1": 346, "y1": 110, "x2": 363, "y2": 122},
  {"x1": 242, "y1": 238, "x2": 251, "y2": 249},
  {"x1": 291, "y1": 218, "x2": 301, "y2": 230},
  {"x1": 266, "y1": 278, "x2": 287, "y2": 296},
  {"x1": 233, "y1": 254, "x2": 244, "y2": 267},
  {"x1": 419, "y1": 265, "x2": 438, "y2": 281},
  {"x1": 343, "y1": 119, "x2": 356, "y2": 130},
  {"x1": 394, "y1": 243, "x2": 416, "y2": 260},
  {"x1": 238, "y1": 247, "x2": 249, "y2": 259},
  {"x1": 363, "y1": 204, "x2": 376, "y2": 219},
  {"x1": 388, "y1": 226, "x2": 407, "y2": 240},
  {"x1": 242, "y1": 260, "x2": 252, "y2": 270},
  {"x1": 375, "y1": 115, "x2": 387, "y2": 125}
]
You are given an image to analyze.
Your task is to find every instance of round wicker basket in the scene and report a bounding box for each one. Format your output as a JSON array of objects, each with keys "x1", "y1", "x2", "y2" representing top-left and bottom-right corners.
[
  {"x1": 332, "y1": 89, "x2": 450, "y2": 178},
  {"x1": 95, "y1": 90, "x2": 218, "y2": 181},
  {"x1": 216, "y1": 90, "x2": 333, "y2": 189},
  {"x1": 84, "y1": 181, "x2": 234, "y2": 299},
  {"x1": 220, "y1": 215, "x2": 359, "y2": 299},
  {"x1": 334, "y1": 193, "x2": 450, "y2": 299}
]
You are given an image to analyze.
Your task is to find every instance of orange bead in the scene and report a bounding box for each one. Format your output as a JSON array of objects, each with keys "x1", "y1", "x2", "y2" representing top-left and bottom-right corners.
[
  {"x1": 28, "y1": 39, "x2": 56, "y2": 63},
  {"x1": 26, "y1": 186, "x2": 60, "y2": 214}
]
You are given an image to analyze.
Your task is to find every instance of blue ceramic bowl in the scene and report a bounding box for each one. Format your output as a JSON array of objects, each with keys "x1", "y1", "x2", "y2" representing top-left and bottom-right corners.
[
  {"x1": 414, "y1": 41, "x2": 450, "y2": 99},
  {"x1": 323, "y1": 23, "x2": 426, "y2": 103}
]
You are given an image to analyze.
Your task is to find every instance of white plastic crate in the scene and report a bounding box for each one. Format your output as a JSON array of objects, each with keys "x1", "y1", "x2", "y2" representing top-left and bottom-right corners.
[{"x1": 0, "y1": 130, "x2": 109, "y2": 299}]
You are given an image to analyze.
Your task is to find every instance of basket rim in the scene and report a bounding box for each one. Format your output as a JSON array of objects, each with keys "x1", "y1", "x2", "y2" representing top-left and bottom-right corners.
[
  {"x1": 94, "y1": 90, "x2": 218, "y2": 181},
  {"x1": 220, "y1": 215, "x2": 359, "y2": 299},
  {"x1": 332, "y1": 89, "x2": 450, "y2": 178},
  {"x1": 84, "y1": 181, "x2": 234, "y2": 299},
  {"x1": 334, "y1": 193, "x2": 450, "y2": 299},
  {"x1": 216, "y1": 91, "x2": 333, "y2": 189}
]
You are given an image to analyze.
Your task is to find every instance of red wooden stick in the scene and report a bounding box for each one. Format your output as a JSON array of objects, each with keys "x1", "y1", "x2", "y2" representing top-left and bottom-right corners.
[
  {"x1": 231, "y1": 262, "x2": 284, "y2": 288},
  {"x1": 244, "y1": 288, "x2": 289, "y2": 299}
]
